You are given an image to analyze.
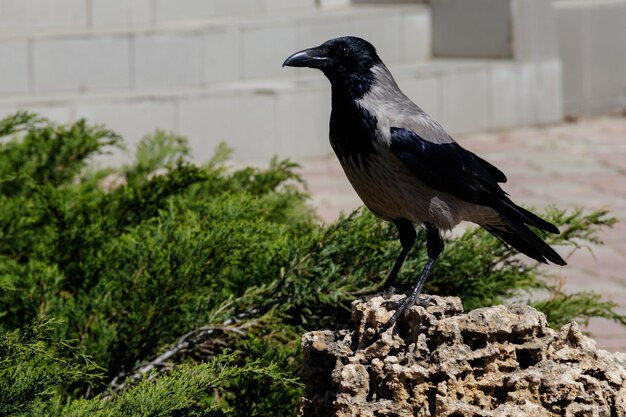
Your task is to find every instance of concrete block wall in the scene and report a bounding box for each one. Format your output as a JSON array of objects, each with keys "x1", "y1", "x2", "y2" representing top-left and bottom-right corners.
[
  {"x1": 432, "y1": 0, "x2": 514, "y2": 58},
  {"x1": 0, "y1": 0, "x2": 571, "y2": 163},
  {"x1": 0, "y1": 56, "x2": 562, "y2": 163},
  {"x1": 431, "y1": 0, "x2": 558, "y2": 60},
  {"x1": 512, "y1": 0, "x2": 558, "y2": 61},
  {"x1": 0, "y1": 5, "x2": 431, "y2": 95},
  {"x1": 0, "y1": 0, "x2": 88, "y2": 33},
  {"x1": 33, "y1": 36, "x2": 132, "y2": 92},
  {"x1": 401, "y1": 60, "x2": 563, "y2": 133},
  {"x1": 431, "y1": 0, "x2": 626, "y2": 118},
  {"x1": 554, "y1": 0, "x2": 626, "y2": 116},
  {"x1": 0, "y1": 3, "x2": 435, "y2": 162},
  {"x1": 0, "y1": 0, "x2": 315, "y2": 33},
  {"x1": 0, "y1": 40, "x2": 29, "y2": 94}
]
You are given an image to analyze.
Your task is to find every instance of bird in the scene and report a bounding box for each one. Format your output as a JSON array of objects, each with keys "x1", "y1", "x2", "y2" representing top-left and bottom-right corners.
[{"x1": 283, "y1": 36, "x2": 566, "y2": 331}]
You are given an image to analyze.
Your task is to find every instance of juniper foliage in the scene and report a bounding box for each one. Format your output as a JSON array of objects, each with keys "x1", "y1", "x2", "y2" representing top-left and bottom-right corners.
[{"x1": 0, "y1": 112, "x2": 622, "y2": 415}]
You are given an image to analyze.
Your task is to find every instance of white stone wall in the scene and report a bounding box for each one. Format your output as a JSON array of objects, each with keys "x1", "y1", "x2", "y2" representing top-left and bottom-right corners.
[
  {"x1": 0, "y1": 3, "x2": 437, "y2": 162},
  {"x1": 0, "y1": 1, "x2": 566, "y2": 162},
  {"x1": 554, "y1": 0, "x2": 626, "y2": 116},
  {"x1": 0, "y1": 0, "x2": 315, "y2": 33}
]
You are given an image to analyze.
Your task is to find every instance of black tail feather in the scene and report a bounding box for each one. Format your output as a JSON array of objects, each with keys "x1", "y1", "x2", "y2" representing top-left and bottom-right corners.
[
  {"x1": 484, "y1": 218, "x2": 566, "y2": 266},
  {"x1": 482, "y1": 196, "x2": 565, "y2": 265},
  {"x1": 500, "y1": 199, "x2": 560, "y2": 234}
]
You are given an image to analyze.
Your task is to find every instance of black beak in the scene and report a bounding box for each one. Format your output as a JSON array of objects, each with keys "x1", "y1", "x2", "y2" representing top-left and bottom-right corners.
[{"x1": 283, "y1": 46, "x2": 331, "y2": 69}]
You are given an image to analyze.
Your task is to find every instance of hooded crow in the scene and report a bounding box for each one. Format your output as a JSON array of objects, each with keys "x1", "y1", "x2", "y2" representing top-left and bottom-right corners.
[{"x1": 283, "y1": 36, "x2": 566, "y2": 331}]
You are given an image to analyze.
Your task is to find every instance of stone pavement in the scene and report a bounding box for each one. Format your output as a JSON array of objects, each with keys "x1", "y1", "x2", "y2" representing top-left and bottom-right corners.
[{"x1": 296, "y1": 115, "x2": 626, "y2": 352}]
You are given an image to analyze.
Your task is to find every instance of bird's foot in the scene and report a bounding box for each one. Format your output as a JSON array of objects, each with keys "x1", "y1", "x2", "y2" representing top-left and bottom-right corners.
[
  {"x1": 382, "y1": 294, "x2": 433, "y2": 311},
  {"x1": 414, "y1": 295, "x2": 434, "y2": 307},
  {"x1": 382, "y1": 297, "x2": 402, "y2": 310},
  {"x1": 380, "y1": 294, "x2": 434, "y2": 333}
]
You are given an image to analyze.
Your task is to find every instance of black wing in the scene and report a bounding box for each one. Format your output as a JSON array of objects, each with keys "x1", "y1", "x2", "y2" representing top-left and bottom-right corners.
[
  {"x1": 389, "y1": 127, "x2": 507, "y2": 206},
  {"x1": 389, "y1": 127, "x2": 559, "y2": 234}
]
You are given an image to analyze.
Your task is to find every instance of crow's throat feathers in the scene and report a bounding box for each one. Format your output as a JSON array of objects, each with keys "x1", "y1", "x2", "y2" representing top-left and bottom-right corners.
[
  {"x1": 329, "y1": 64, "x2": 397, "y2": 154},
  {"x1": 329, "y1": 85, "x2": 379, "y2": 163}
]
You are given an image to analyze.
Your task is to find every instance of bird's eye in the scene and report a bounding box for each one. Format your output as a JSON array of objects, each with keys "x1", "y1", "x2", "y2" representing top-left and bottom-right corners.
[{"x1": 338, "y1": 46, "x2": 350, "y2": 57}]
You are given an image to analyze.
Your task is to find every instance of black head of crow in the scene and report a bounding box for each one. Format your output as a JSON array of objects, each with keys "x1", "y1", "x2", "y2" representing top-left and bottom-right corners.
[
  {"x1": 284, "y1": 36, "x2": 566, "y2": 332},
  {"x1": 282, "y1": 36, "x2": 380, "y2": 95}
]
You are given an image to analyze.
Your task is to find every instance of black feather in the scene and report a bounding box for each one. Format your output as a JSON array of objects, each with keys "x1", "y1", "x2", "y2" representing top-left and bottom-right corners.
[
  {"x1": 389, "y1": 127, "x2": 506, "y2": 205},
  {"x1": 389, "y1": 126, "x2": 563, "y2": 259},
  {"x1": 484, "y1": 220, "x2": 566, "y2": 266},
  {"x1": 329, "y1": 95, "x2": 378, "y2": 164},
  {"x1": 471, "y1": 153, "x2": 507, "y2": 183},
  {"x1": 497, "y1": 200, "x2": 561, "y2": 234}
]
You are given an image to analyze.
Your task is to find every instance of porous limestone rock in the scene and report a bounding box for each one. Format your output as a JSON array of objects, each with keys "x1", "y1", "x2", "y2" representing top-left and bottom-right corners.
[{"x1": 300, "y1": 295, "x2": 626, "y2": 417}]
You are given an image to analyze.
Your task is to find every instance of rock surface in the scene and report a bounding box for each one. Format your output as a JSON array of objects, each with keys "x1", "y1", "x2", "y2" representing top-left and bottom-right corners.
[{"x1": 300, "y1": 295, "x2": 626, "y2": 417}]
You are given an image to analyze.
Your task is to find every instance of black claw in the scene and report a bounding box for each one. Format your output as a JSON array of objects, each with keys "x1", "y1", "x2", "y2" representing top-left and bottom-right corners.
[
  {"x1": 382, "y1": 297, "x2": 403, "y2": 310},
  {"x1": 381, "y1": 295, "x2": 434, "y2": 332},
  {"x1": 414, "y1": 296, "x2": 434, "y2": 307}
]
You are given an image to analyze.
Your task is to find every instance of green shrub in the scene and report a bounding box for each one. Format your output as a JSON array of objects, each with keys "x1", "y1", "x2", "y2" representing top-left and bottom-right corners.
[{"x1": 0, "y1": 112, "x2": 622, "y2": 415}]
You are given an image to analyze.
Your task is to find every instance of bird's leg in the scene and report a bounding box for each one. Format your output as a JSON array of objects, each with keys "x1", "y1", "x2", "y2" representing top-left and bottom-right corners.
[
  {"x1": 382, "y1": 219, "x2": 416, "y2": 292},
  {"x1": 381, "y1": 223, "x2": 444, "y2": 333}
]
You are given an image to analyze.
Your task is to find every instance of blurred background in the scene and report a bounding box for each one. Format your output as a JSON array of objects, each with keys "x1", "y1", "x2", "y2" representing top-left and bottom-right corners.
[
  {"x1": 1, "y1": 0, "x2": 624, "y2": 162},
  {"x1": 1, "y1": 0, "x2": 625, "y2": 349}
]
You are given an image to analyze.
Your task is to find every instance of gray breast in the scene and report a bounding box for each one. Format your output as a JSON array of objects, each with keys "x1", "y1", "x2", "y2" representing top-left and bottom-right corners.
[{"x1": 337, "y1": 144, "x2": 468, "y2": 230}]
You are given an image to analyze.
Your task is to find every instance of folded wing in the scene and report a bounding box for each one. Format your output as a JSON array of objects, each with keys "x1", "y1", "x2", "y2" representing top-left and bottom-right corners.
[{"x1": 389, "y1": 126, "x2": 565, "y2": 265}]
